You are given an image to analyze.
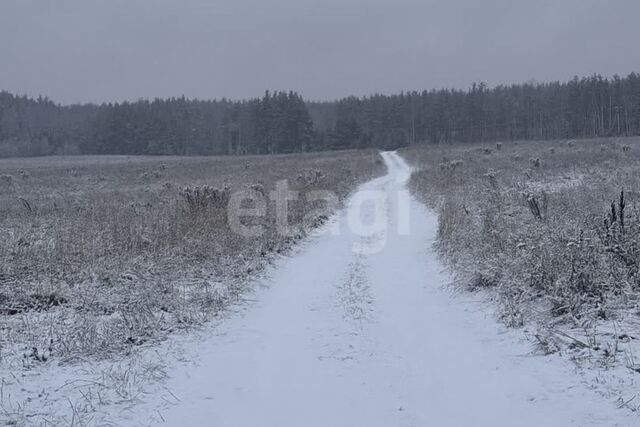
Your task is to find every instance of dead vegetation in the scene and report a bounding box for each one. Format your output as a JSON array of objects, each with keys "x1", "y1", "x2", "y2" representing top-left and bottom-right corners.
[
  {"x1": 403, "y1": 137, "x2": 640, "y2": 366},
  {"x1": 0, "y1": 150, "x2": 383, "y2": 368}
]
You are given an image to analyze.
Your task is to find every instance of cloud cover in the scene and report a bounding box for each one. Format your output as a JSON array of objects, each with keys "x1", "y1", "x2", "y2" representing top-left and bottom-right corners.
[{"x1": 1, "y1": 0, "x2": 638, "y2": 104}]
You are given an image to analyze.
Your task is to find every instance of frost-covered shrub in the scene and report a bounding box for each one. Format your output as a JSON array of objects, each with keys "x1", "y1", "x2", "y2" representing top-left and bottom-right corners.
[
  {"x1": 439, "y1": 159, "x2": 464, "y2": 172},
  {"x1": 180, "y1": 185, "x2": 230, "y2": 211},
  {"x1": 140, "y1": 169, "x2": 162, "y2": 180},
  {"x1": 0, "y1": 174, "x2": 13, "y2": 187},
  {"x1": 246, "y1": 182, "x2": 266, "y2": 196},
  {"x1": 296, "y1": 168, "x2": 326, "y2": 187}
]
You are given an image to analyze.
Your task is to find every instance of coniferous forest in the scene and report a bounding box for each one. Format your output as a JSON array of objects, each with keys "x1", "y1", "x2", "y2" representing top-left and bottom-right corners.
[{"x1": 2, "y1": 73, "x2": 640, "y2": 157}]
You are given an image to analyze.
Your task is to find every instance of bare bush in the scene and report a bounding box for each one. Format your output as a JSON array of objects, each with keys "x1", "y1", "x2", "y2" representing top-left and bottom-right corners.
[
  {"x1": 525, "y1": 192, "x2": 547, "y2": 221},
  {"x1": 180, "y1": 185, "x2": 230, "y2": 211},
  {"x1": 247, "y1": 182, "x2": 266, "y2": 196},
  {"x1": 0, "y1": 174, "x2": 13, "y2": 187},
  {"x1": 296, "y1": 168, "x2": 326, "y2": 187},
  {"x1": 140, "y1": 169, "x2": 162, "y2": 180},
  {"x1": 440, "y1": 159, "x2": 464, "y2": 172}
]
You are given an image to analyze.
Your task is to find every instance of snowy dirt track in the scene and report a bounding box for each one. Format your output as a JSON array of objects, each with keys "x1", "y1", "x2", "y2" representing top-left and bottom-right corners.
[{"x1": 125, "y1": 152, "x2": 633, "y2": 426}]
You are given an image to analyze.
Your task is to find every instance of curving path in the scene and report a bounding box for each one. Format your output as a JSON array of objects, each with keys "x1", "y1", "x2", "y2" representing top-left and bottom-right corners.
[{"x1": 125, "y1": 152, "x2": 631, "y2": 426}]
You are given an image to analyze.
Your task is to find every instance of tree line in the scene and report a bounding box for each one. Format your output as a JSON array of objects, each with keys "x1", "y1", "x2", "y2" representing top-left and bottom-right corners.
[{"x1": 2, "y1": 73, "x2": 640, "y2": 157}]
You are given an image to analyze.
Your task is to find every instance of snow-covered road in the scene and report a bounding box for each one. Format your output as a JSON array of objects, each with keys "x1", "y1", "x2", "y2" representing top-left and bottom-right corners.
[{"x1": 126, "y1": 152, "x2": 632, "y2": 426}]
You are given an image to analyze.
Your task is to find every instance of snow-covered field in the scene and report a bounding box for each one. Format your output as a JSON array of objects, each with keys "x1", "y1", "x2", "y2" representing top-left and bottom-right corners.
[
  {"x1": 3, "y1": 151, "x2": 635, "y2": 426},
  {"x1": 118, "y1": 152, "x2": 632, "y2": 425}
]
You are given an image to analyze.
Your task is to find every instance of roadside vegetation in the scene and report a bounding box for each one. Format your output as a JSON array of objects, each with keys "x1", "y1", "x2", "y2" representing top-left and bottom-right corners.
[
  {"x1": 0, "y1": 150, "x2": 383, "y2": 368},
  {"x1": 403, "y1": 137, "x2": 640, "y2": 368}
]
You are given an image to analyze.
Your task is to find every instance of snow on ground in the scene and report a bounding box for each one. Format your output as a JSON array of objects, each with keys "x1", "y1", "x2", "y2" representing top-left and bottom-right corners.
[
  {"x1": 2, "y1": 152, "x2": 634, "y2": 426},
  {"x1": 107, "y1": 152, "x2": 634, "y2": 426}
]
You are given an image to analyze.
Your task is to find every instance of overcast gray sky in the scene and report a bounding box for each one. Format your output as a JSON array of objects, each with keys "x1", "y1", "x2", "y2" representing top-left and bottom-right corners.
[{"x1": 1, "y1": 0, "x2": 639, "y2": 104}]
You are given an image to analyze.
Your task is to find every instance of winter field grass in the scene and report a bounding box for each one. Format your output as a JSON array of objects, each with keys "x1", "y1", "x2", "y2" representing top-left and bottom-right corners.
[
  {"x1": 402, "y1": 137, "x2": 640, "y2": 408},
  {"x1": 0, "y1": 150, "x2": 383, "y2": 424}
]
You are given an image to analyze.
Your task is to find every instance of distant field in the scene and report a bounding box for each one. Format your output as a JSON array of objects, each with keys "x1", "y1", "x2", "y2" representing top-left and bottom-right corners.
[
  {"x1": 0, "y1": 150, "x2": 383, "y2": 365},
  {"x1": 402, "y1": 137, "x2": 640, "y2": 352}
]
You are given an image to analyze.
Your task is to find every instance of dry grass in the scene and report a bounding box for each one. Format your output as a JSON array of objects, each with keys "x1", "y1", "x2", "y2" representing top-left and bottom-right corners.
[
  {"x1": 404, "y1": 138, "x2": 640, "y2": 403},
  {"x1": 0, "y1": 150, "x2": 383, "y2": 367},
  {"x1": 402, "y1": 137, "x2": 640, "y2": 330}
]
